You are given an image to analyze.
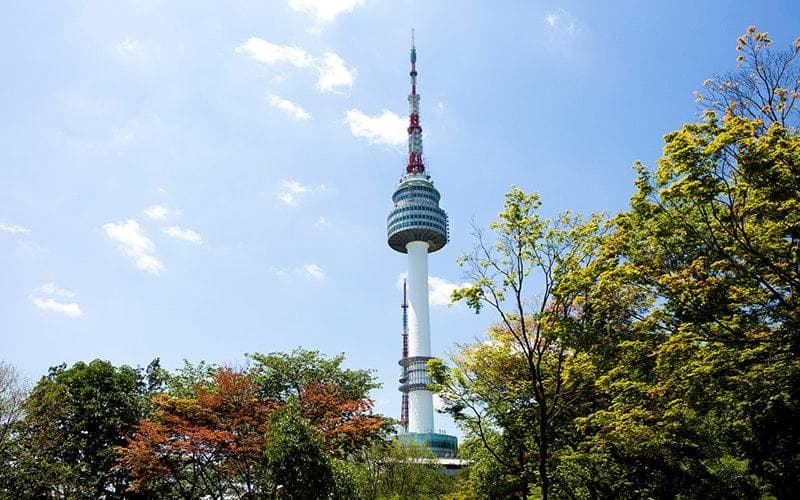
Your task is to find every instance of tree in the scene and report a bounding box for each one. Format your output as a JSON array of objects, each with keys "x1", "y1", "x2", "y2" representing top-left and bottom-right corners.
[
  {"x1": 299, "y1": 381, "x2": 388, "y2": 459},
  {"x1": 430, "y1": 330, "x2": 536, "y2": 498},
  {"x1": 117, "y1": 350, "x2": 390, "y2": 497},
  {"x1": 264, "y1": 399, "x2": 334, "y2": 499},
  {"x1": 431, "y1": 190, "x2": 607, "y2": 499},
  {"x1": 697, "y1": 26, "x2": 800, "y2": 128},
  {"x1": 0, "y1": 362, "x2": 26, "y2": 455},
  {"x1": 248, "y1": 348, "x2": 379, "y2": 402},
  {"x1": 0, "y1": 362, "x2": 28, "y2": 493},
  {"x1": 344, "y1": 440, "x2": 454, "y2": 500},
  {"x1": 452, "y1": 433, "x2": 530, "y2": 499},
  {"x1": 568, "y1": 29, "x2": 800, "y2": 497},
  {"x1": 160, "y1": 359, "x2": 216, "y2": 398},
  {"x1": 250, "y1": 348, "x2": 390, "y2": 457},
  {"x1": 9, "y1": 360, "x2": 144, "y2": 498},
  {"x1": 578, "y1": 115, "x2": 800, "y2": 497},
  {"x1": 117, "y1": 367, "x2": 274, "y2": 498}
]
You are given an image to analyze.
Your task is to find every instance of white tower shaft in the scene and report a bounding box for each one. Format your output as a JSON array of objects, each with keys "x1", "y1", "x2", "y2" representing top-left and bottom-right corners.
[
  {"x1": 406, "y1": 240, "x2": 434, "y2": 433},
  {"x1": 406, "y1": 241, "x2": 431, "y2": 357},
  {"x1": 409, "y1": 389, "x2": 434, "y2": 434}
]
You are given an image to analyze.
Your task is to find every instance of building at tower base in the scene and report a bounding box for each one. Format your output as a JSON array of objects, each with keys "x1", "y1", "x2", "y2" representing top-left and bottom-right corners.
[{"x1": 398, "y1": 432, "x2": 459, "y2": 459}]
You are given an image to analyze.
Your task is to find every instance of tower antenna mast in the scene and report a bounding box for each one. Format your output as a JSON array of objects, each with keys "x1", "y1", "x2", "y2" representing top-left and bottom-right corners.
[
  {"x1": 406, "y1": 29, "x2": 424, "y2": 174},
  {"x1": 400, "y1": 279, "x2": 409, "y2": 430}
]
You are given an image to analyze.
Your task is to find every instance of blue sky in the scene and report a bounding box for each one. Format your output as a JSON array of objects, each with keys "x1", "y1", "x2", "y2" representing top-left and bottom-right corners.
[{"x1": 1, "y1": 1, "x2": 798, "y2": 435}]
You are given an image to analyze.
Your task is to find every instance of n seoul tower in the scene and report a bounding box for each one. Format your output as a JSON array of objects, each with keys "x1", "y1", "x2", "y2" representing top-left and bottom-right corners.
[{"x1": 388, "y1": 34, "x2": 456, "y2": 457}]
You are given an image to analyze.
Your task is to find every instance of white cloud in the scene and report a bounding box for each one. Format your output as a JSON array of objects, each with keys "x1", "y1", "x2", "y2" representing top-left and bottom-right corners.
[
  {"x1": 314, "y1": 216, "x2": 329, "y2": 228},
  {"x1": 304, "y1": 263, "x2": 325, "y2": 280},
  {"x1": 0, "y1": 222, "x2": 30, "y2": 234},
  {"x1": 344, "y1": 109, "x2": 406, "y2": 146},
  {"x1": 544, "y1": 9, "x2": 580, "y2": 36},
  {"x1": 268, "y1": 95, "x2": 311, "y2": 120},
  {"x1": 278, "y1": 180, "x2": 308, "y2": 205},
  {"x1": 237, "y1": 38, "x2": 353, "y2": 93},
  {"x1": 162, "y1": 226, "x2": 203, "y2": 244},
  {"x1": 436, "y1": 101, "x2": 446, "y2": 113},
  {"x1": 428, "y1": 276, "x2": 470, "y2": 307},
  {"x1": 566, "y1": 21, "x2": 578, "y2": 35},
  {"x1": 268, "y1": 267, "x2": 289, "y2": 280},
  {"x1": 396, "y1": 274, "x2": 470, "y2": 307},
  {"x1": 38, "y1": 282, "x2": 75, "y2": 299},
  {"x1": 114, "y1": 38, "x2": 144, "y2": 56},
  {"x1": 30, "y1": 283, "x2": 83, "y2": 318},
  {"x1": 270, "y1": 74, "x2": 288, "y2": 84},
  {"x1": 317, "y1": 52, "x2": 354, "y2": 92},
  {"x1": 288, "y1": 0, "x2": 365, "y2": 23},
  {"x1": 31, "y1": 297, "x2": 83, "y2": 319},
  {"x1": 277, "y1": 180, "x2": 326, "y2": 206},
  {"x1": 270, "y1": 263, "x2": 326, "y2": 281},
  {"x1": 235, "y1": 38, "x2": 315, "y2": 68},
  {"x1": 143, "y1": 204, "x2": 169, "y2": 220},
  {"x1": 103, "y1": 219, "x2": 163, "y2": 274}
]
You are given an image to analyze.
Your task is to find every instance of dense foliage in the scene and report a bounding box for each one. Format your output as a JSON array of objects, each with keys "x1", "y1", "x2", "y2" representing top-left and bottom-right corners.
[
  {"x1": 433, "y1": 27, "x2": 800, "y2": 499},
  {"x1": 0, "y1": 350, "x2": 404, "y2": 499},
  {"x1": 4, "y1": 360, "x2": 144, "y2": 498}
]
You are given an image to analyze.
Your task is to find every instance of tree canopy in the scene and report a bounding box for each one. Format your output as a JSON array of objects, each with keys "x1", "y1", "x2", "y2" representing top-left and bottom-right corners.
[{"x1": 433, "y1": 26, "x2": 800, "y2": 499}]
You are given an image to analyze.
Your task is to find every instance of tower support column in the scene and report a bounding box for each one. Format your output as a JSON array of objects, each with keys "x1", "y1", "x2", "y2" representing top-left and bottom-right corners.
[
  {"x1": 406, "y1": 240, "x2": 434, "y2": 433},
  {"x1": 406, "y1": 240, "x2": 431, "y2": 358},
  {"x1": 409, "y1": 390, "x2": 434, "y2": 433}
]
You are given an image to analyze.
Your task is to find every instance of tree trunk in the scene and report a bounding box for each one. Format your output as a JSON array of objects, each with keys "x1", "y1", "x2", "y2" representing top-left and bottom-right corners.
[{"x1": 539, "y1": 405, "x2": 549, "y2": 500}]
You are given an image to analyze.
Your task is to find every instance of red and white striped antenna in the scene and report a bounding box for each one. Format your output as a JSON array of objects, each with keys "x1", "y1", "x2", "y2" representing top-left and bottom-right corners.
[{"x1": 406, "y1": 29, "x2": 425, "y2": 174}]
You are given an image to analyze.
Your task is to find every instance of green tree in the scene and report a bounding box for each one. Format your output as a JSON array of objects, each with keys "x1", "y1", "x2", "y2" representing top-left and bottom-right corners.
[
  {"x1": 431, "y1": 190, "x2": 607, "y2": 499},
  {"x1": 0, "y1": 362, "x2": 26, "y2": 447},
  {"x1": 264, "y1": 399, "x2": 334, "y2": 499},
  {"x1": 697, "y1": 26, "x2": 799, "y2": 128},
  {"x1": 453, "y1": 433, "x2": 530, "y2": 499},
  {"x1": 568, "y1": 29, "x2": 800, "y2": 498},
  {"x1": 248, "y1": 348, "x2": 379, "y2": 402},
  {"x1": 161, "y1": 359, "x2": 217, "y2": 398},
  {"x1": 249, "y1": 348, "x2": 390, "y2": 458},
  {"x1": 11, "y1": 360, "x2": 145, "y2": 498},
  {"x1": 0, "y1": 362, "x2": 28, "y2": 495},
  {"x1": 346, "y1": 440, "x2": 454, "y2": 500},
  {"x1": 581, "y1": 116, "x2": 800, "y2": 497}
]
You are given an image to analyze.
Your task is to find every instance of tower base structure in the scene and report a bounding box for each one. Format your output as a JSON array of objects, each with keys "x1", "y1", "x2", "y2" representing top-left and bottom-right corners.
[{"x1": 398, "y1": 431, "x2": 458, "y2": 459}]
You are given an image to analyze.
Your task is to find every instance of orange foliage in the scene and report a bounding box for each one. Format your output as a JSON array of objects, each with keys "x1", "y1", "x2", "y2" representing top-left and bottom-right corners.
[
  {"x1": 116, "y1": 368, "x2": 275, "y2": 493},
  {"x1": 116, "y1": 368, "x2": 387, "y2": 492},
  {"x1": 300, "y1": 381, "x2": 387, "y2": 458}
]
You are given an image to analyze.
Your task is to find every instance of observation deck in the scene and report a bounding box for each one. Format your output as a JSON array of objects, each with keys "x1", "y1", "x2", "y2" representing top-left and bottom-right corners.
[{"x1": 387, "y1": 173, "x2": 449, "y2": 253}]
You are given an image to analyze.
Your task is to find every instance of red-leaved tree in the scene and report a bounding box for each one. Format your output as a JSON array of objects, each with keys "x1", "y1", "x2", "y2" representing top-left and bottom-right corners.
[
  {"x1": 116, "y1": 368, "x2": 275, "y2": 499},
  {"x1": 299, "y1": 381, "x2": 387, "y2": 459}
]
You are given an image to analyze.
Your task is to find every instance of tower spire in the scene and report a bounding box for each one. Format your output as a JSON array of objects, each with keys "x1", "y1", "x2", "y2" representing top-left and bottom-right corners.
[{"x1": 406, "y1": 30, "x2": 424, "y2": 174}]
